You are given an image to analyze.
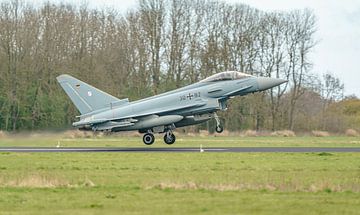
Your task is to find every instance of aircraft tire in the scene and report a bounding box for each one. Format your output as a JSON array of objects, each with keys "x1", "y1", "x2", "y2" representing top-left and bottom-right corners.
[
  {"x1": 164, "y1": 133, "x2": 176, "y2": 145},
  {"x1": 215, "y1": 125, "x2": 224, "y2": 133},
  {"x1": 143, "y1": 133, "x2": 155, "y2": 145}
]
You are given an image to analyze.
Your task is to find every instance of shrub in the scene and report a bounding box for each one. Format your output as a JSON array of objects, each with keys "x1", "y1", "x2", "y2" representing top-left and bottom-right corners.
[
  {"x1": 94, "y1": 132, "x2": 104, "y2": 138},
  {"x1": 186, "y1": 132, "x2": 196, "y2": 137},
  {"x1": 127, "y1": 132, "x2": 142, "y2": 137},
  {"x1": 312, "y1": 130, "x2": 330, "y2": 137},
  {"x1": 244, "y1": 130, "x2": 257, "y2": 137},
  {"x1": 63, "y1": 130, "x2": 86, "y2": 139},
  {"x1": 345, "y1": 129, "x2": 358, "y2": 137},
  {"x1": 271, "y1": 130, "x2": 296, "y2": 137},
  {"x1": 199, "y1": 130, "x2": 209, "y2": 137},
  {"x1": 0, "y1": 130, "x2": 6, "y2": 138}
]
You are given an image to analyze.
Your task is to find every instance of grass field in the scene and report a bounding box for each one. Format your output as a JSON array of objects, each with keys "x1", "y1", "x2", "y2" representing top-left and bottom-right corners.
[{"x1": 0, "y1": 136, "x2": 359, "y2": 214}]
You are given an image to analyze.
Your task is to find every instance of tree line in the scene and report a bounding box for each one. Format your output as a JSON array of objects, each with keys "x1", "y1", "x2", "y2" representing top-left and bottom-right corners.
[{"x1": 0, "y1": 0, "x2": 355, "y2": 132}]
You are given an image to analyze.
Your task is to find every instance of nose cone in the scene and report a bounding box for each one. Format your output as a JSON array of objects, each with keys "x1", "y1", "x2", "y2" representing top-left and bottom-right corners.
[{"x1": 257, "y1": 77, "x2": 287, "y2": 91}]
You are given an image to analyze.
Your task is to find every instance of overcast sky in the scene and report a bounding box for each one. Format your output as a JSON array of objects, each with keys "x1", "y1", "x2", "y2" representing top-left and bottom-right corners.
[{"x1": 28, "y1": 0, "x2": 360, "y2": 96}]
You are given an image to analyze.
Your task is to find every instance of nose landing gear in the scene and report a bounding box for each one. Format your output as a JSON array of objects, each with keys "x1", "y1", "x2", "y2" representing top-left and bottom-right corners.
[
  {"x1": 215, "y1": 125, "x2": 224, "y2": 133},
  {"x1": 214, "y1": 113, "x2": 224, "y2": 133}
]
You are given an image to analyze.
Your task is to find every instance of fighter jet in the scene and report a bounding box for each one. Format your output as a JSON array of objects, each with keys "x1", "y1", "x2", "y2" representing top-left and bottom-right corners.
[{"x1": 57, "y1": 71, "x2": 286, "y2": 145}]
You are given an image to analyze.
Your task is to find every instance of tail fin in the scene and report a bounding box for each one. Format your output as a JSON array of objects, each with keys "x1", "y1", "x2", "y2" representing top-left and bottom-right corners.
[{"x1": 56, "y1": 74, "x2": 121, "y2": 115}]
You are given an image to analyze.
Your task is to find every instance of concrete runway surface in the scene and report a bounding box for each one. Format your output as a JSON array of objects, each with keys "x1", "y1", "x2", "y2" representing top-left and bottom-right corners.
[{"x1": 0, "y1": 147, "x2": 359, "y2": 153}]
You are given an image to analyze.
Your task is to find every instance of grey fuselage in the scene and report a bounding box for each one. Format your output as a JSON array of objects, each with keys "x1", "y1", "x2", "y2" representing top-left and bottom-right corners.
[{"x1": 81, "y1": 77, "x2": 259, "y2": 133}]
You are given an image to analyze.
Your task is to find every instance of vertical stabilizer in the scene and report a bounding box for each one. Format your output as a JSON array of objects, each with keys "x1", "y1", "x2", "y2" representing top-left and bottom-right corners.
[{"x1": 56, "y1": 74, "x2": 121, "y2": 115}]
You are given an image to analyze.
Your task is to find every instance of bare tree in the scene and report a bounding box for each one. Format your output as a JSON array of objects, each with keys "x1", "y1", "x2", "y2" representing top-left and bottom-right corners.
[
  {"x1": 0, "y1": 0, "x2": 24, "y2": 130},
  {"x1": 165, "y1": 0, "x2": 190, "y2": 88},
  {"x1": 258, "y1": 12, "x2": 290, "y2": 130},
  {"x1": 0, "y1": 0, "x2": 326, "y2": 132},
  {"x1": 286, "y1": 9, "x2": 316, "y2": 130},
  {"x1": 139, "y1": 0, "x2": 165, "y2": 94}
]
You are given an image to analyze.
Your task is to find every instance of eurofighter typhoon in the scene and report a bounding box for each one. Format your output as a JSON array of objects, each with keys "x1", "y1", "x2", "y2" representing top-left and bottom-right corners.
[{"x1": 57, "y1": 71, "x2": 286, "y2": 145}]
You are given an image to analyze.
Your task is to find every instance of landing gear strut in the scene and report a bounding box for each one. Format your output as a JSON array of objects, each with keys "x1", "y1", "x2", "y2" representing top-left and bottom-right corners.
[
  {"x1": 143, "y1": 133, "x2": 155, "y2": 145},
  {"x1": 214, "y1": 113, "x2": 224, "y2": 133},
  {"x1": 163, "y1": 130, "x2": 176, "y2": 145}
]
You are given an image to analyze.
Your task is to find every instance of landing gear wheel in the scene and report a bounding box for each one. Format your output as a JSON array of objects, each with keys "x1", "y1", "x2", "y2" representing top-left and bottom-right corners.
[
  {"x1": 213, "y1": 112, "x2": 223, "y2": 133},
  {"x1": 164, "y1": 133, "x2": 176, "y2": 145},
  {"x1": 143, "y1": 133, "x2": 155, "y2": 145},
  {"x1": 215, "y1": 125, "x2": 224, "y2": 133}
]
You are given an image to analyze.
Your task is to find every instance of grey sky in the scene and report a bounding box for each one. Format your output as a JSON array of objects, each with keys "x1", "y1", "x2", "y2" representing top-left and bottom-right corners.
[{"x1": 28, "y1": 0, "x2": 360, "y2": 96}]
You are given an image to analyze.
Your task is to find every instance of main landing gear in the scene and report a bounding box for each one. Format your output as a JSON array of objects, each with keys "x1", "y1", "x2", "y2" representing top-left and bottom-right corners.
[
  {"x1": 142, "y1": 130, "x2": 176, "y2": 145},
  {"x1": 163, "y1": 130, "x2": 176, "y2": 145},
  {"x1": 143, "y1": 133, "x2": 155, "y2": 145},
  {"x1": 214, "y1": 113, "x2": 224, "y2": 133}
]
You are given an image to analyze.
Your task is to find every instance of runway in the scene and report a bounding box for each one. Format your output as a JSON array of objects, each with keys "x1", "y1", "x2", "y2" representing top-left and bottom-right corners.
[{"x1": 0, "y1": 147, "x2": 359, "y2": 153}]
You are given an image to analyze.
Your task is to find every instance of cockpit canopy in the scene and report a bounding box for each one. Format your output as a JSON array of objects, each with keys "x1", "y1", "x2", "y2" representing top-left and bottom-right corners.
[{"x1": 200, "y1": 71, "x2": 252, "y2": 82}]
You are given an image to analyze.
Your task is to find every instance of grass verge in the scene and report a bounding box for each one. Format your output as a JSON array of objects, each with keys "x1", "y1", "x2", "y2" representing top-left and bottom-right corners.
[{"x1": 0, "y1": 151, "x2": 359, "y2": 214}]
